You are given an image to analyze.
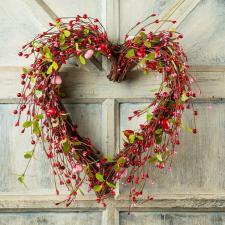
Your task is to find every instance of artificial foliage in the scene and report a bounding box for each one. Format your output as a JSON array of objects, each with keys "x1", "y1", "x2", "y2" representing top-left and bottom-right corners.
[{"x1": 14, "y1": 13, "x2": 198, "y2": 208}]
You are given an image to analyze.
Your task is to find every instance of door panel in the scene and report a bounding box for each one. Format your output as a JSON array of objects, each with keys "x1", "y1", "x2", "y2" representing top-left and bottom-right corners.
[{"x1": 0, "y1": 0, "x2": 224, "y2": 224}]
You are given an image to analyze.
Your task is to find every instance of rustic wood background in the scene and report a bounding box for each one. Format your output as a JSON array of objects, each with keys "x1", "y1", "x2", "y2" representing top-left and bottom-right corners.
[{"x1": 0, "y1": 0, "x2": 225, "y2": 224}]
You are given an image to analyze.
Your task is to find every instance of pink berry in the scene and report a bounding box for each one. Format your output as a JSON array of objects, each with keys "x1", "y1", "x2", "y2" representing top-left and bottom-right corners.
[
  {"x1": 51, "y1": 75, "x2": 62, "y2": 85},
  {"x1": 84, "y1": 49, "x2": 94, "y2": 59}
]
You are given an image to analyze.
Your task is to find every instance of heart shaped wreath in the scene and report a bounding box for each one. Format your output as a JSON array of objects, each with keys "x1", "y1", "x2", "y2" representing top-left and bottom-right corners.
[{"x1": 14, "y1": 13, "x2": 198, "y2": 207}]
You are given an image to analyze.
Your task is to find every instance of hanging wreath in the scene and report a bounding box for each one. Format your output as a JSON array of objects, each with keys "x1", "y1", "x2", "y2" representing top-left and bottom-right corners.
[{"x1": 14, "y1": 13, "x2": 198, "y2": 208}]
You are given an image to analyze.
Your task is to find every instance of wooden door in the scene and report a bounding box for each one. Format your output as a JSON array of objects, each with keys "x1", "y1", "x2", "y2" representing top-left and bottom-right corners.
[{"x1": 0, "y1": 0, "x2": 225, "y2": 224}]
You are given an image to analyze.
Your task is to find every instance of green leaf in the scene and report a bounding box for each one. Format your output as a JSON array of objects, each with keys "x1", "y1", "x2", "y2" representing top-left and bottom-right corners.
[
  {"x1": 171, "y1": 60, "x2": 178, "y2": 72},
  {"x1": 181, "y1": 93, "x2": 189, "y2": 102},
  {"x1": 79, "y1": 55, "x2": 86, "y2": 64},
  {"x1": 113, "y1": 164, "x2": 120, "y2": 171},
  {"x1": 125, "y1": 49, "x2": 135, "y2": 58},
  {"x1": 43, "y1": 46, "x2": 51, "y2": 54},
  {"x1": 95, "y1": 173, "x2": 104, "y2": 182},
  {"x1": 106, "y1": 181, "x2": 116, "y2": 189},
  {"x1": 52, "y1": 61, "x2": 58, "y2": 70},
  {"x1": 17, "y1": 174, "x2": 28, "y2": 189},
  {"x1": 139, "y1": 32, "x2": 147, "y2": 40},
  {"x1": 149, "y1": 157, "x2": 157, "y2": 163},
  {"x1": 47, "y1": 65, "x2": 53, "y2": 74},
  {"x1": 24, "y1": 150, "x2": 34, "y2": 159},
  {"x1": 23, "y1": 121, "x2": 32, "y2": 128},
  {"x1": 155, "y1": 135, "x2": 162, "y2": 144},
  {"x1": 88, "y1": 38, "x2": 92, "y2": 44},
  {"x1": 35, "y1": 90, "x2": 42, "y2": 98},
  {"x1": 93, "y1": 185, "x2": 102, "y2": 192},
  {"x1": 17, "y1": 174, "x2": 26, "y2": 184},
  {"x1": 181, "y1": 123, "x2": 192, "y2": 133},
  {"x1": 55, "y1": 21, "x2": 61, "y2": 28},
  {"x1": 155, "y1": 129, "x2": 163, "y2": 135},
  {"x1": 75, "y1": 43, "x2": 79, "y2": 51},
  {"x1": 167, "y1": 46, "x2": 173, "y2": 55},
  {"x1": 144, "y1": 41, "x2": 151, "y2": 48},
  {"x1": 32, "y1": 120, "x2": 39, "y2": 135},
  {"x1": 128, "y1": 134, "x2": 135, "y2": 143},
  {"x1": 30, "y1": 76, "x2": 36, "y2": 84},
  {"x1": 45, "y1": 52, "x2": 53, "y2": 61},
  {"x1": 60, "y1": 45, "x2": 69, "y2": 51},
  {"x1": 72, "y1": 141, "x2": 81, "y2": 146},
  {"x1": 59, "y1": 33, "x2": 65, "y2": 45},
  {"x1": 35, "y1": 114, "x2": 43, "y2": 120},
  {"x1": 63, "y1": 30, "x2": 71, "y2": 37},
  {"x1": 22, "y1": 67, "x2": 30, "y2": 74},
  {"x1": 32, "y1": 41, "x2": 40, "y2": 48},
  {"x1": 136, "y1": 135, "x2": 143, "y2": 141},
  {"x1": 156, "y1": 153, "x2": 163, "y2": 162},
  {"x1": 147, "y1": 112, "x2": 153, "y2": 123},
  {"x1": 106, "y1": 157, "x2": 114, "y2": 162},
  {"x1": 62, "y1": 141, "x2": 71, "y2": 153},
  {"x1": 133, "y1": 36, "x2": 140, "y2": 44},
  {"x1": 117, "y1": 157, "x2": 125, "y2": 165},
  {"x1": 73, "y1": 152, "x2": 78, "y2": 160},
  {"x1": 146, "y1": 52, "x2": 156, "y2": 60},
  {"x1": 152, "y1": 37, "x2": 160, "y2": 43},
  {"x1": 83, "y1": 28, "x2": 90, "y2": 35}
]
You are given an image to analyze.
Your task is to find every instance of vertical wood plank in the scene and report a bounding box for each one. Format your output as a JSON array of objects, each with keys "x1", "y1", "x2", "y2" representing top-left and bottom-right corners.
[
  {"x1": 103, "y1": 207, "x2": 120, "y2": 225},
  {"x1": 102, "y1": 99, "x2": 119, "y2": 157},
  {"x1": 102, "y1": 0, "x2": 120, "y2": 43}
]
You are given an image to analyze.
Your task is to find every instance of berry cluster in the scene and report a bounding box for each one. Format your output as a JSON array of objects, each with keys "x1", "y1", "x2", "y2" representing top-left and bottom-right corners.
[{"x1": 15, "y1": 14, "x2": 198, "y2": 208}]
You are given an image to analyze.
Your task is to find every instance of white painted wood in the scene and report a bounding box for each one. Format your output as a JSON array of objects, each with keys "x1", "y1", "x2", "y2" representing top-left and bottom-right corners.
[
  {"x1": 118, "y1": 102, "x2": 225, "y2": 198},
  {"x1": 178, "y1": 0, "x2": 225, "y2": 65},
  {"x1": 0, "y1": 211, "x2": 103, "y2": 225},
  {"x1": 102, "y1": 0, "x2": 120, "y2": 44},
  {"x1": 0, "y1": 69, "x2": 224, "y2": 101},
  {"x1": 0, "y1": 103, "x2": 101, "y2": 197},
  {"x1": 119, "y1": 0, "x2": 174, "y2": 42},
  {"x1": 120, "y1": 212, "x2": 225, "y2": 225},
  {"x1": 0, "y1": 0, "x2": 225, "y2": 224},
  {"x1": 43, "y1": 0, "x2": 103, "y2": 19},
  {"x1": 102, "y1": 99, "x2": 119, "y2": 156},
  {"x1": 1, "y1": 194, "x2": 225, "y2": 210},
  {"x1": 0, "y1": 0, "x2": 48, "y2": 66}
]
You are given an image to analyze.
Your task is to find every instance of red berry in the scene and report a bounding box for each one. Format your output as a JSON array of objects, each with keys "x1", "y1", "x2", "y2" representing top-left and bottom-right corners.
[
  {"x1": 66, "y1": 179, "x2": 71, "y2": 184},
  {"x1": 179, "y1": 34, "x2": 183, "y2": 39},
  {"x1": 155, "y1": 19, "x2": 160, "y2": 23},
  {"x1": 20, "y1": 104, "x2": 26, "y2": 110},
  {"x1": 161, "y1": 119, "x2": 170, "y2": 130},
  {"x1": 17, "y1": 93, "x2": 22, "y2": 97},
  {"x1": 83, "y1": 14, "x2": 88, "y2": 19},
  {"x1": 151, "y1": 13, "x2": 156, "y2": 17},
  {"x1": 99, "y1": 44, "x2": 108, "y2": 52},
  {"x1": 13, "y1": 110, "x2": 18, "y2": 114},
  {"x1": 194, "y1": 110, "x2": 198, "y2": 116},
  {"x1": 172, "y1": 20, "x2": 176, "y2": 24},
  {"x1": 192, "y1": 128, "x2": 197, "y2": 134},
  {"x1": 18, "y1": 52, "x2": 23, "y2": 56},
  {"x1": 46, "y1": 107, "x2": 57, "y2": 117},
  {"x1": 21, "y1": 74, "x2": 26, "y2": 79},
  {"x1": 31, "y1": 140, "x2": 35, "y2": 145},
  {"x1": 56, "y1": 18, "x2": 61, "y2": 23},
  {"x1": 21, "y1": 80, "x2": 25, "y2": 85},
  {"x1": 94, "y1": 18, "x2": 99, "y2": 22}
]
